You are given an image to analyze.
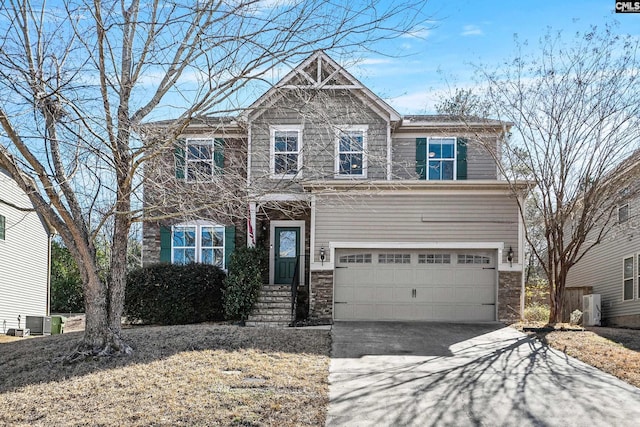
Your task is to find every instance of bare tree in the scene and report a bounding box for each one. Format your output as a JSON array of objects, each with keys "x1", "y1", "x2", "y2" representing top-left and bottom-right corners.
[
  {"x1": 472, "y1": 25, "x2": 640, "y2": 323},
  {"x1": 0, "y1": 0, "x2": 429, "y2": 359}
]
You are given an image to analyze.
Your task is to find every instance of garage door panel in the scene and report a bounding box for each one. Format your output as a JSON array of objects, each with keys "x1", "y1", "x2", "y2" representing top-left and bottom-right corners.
[
  {"x1": 334, "y1": 249, "x2": 497, "y2": 322},
  {"x1": 431, "y1": 286, "x2": 454, "y2": 302},
  {"x1": 394, "y1": 286, "x2": 414, "y2": 302},
  {"x1": 334, "y1": 286, "x2": 354, "y2": 301},
  {"x1": 430, "y1": 269, "x2": 455, "y2": 286}
]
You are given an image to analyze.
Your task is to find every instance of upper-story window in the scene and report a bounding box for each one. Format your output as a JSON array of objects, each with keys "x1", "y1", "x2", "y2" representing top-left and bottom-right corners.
[
  {"x1": 174, "y1": 138, "x2": 224, "y2": 181},
  {"x1": 271, "y1": 126, "x2": 302, "y2": 178},
  {"x1": 416, "y1": 137, "x2": 467, "y2": 180},
  {"x1": 618, "y1": 204, "x2": 629, "y2": 224},
  {"x1": 0, "y1": 214, "x2": 5, "y2": 240},
  {"x1": 335, "y1": 127, "x2": 367, "y2": 178}
]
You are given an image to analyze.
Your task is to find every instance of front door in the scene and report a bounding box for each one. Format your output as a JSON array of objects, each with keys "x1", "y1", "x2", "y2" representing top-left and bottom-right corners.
[{"x1": 274, "y1": 227, "x2": 300, "y2": 284}]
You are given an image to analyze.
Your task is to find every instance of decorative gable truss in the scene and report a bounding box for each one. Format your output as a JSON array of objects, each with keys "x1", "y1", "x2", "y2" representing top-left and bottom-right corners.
[{"x1": 245, "y1": 51, "x2": 401, "y2": 123}]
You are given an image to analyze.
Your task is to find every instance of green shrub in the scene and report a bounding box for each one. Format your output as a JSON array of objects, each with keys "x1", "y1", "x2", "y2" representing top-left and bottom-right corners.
[
  {"x1": 524, "y1": 302, "x2": 550, "y2": 323},
  {"x1": 125, "y1": 263, "x2": 226, "y2": 325},
  {"x1": 223, "y1": 246, "x2": 268, "y2": 321},
  {"x1": 50, "y1": 241, "x2": 84, "y2": 313}
]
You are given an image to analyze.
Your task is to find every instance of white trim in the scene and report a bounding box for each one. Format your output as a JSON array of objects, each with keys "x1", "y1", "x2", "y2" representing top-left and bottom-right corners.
[
  {"x1": 310, "y1": 195, "x2": 316, "y2": 263},
  {"x1": 422, "y1": 136, "x2": 457, "y2": 181},
  {"x1": 247, "y1": 125, "x2": 252, "y2": 185},
  {"x1": 253, "y1": 193, "x2": 311, "y2": 202},
  {"x1": 171, "y1": 222, "x2": 225, "y2": 268},
  {"x1": 269, "y1": 220, "x2": 306, "y2": 286},
  {"x1": 333, "y1": 125, "x2": 368, "y2": 179},
  {"x1": 622, "y1": 254, "x2": 635, "y2": 302},
  {"x1": 269, "y1": 125, "x2": 303, "y2": 179},
  {"x1": 310, "y1": 241, "x2": 505, "y2": 270},
  {"x1": 386, "y1": 119, "x2": 392, "y2": 181},
  {"x1": 184, "y1": 138, "x2": 223, "y2": 182},
  {"x1": 248, "y1": 202, "x2": 257, "y2": 247}
]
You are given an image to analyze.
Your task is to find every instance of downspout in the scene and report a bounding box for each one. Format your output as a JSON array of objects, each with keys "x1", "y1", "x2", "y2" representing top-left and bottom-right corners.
[
  {"x1": 386, "y1": 119, "x2": 392, "y2": 180},
  {"x1": 46, "y1": 233, "x2": 52, "y2": 316}
]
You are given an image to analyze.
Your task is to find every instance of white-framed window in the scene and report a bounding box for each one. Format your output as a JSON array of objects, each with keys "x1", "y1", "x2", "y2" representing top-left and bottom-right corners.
[
  {"x1": 428, "y1": 137, "x2": 456, "y2": 180},
  {"x1": 418, "y1": 253, "x2": 451, "y2": 264},
  {"x1": 623, "y1": 255, "x2": 634, "y2": 301},
  {"x1": 618, "y1": 204, "x2": 629, "y2": 224},
  {"x1": 172, "y1": 222, "x2": 224, "y2": 267},
  {"x1": 186, "y1": 138, "x2": 224, "y2": 182},
  {"x1": 270, "y1": 125, "x2": 303, "y2": 178},
  {"x1": 335, "y1": 126, "x2": 367, "y2": 178}
]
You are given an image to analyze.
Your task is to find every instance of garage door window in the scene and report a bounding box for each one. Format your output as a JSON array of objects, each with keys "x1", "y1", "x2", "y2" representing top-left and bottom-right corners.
[
  {"x1": 418, "y1": 254, "x2": 451, "y2": 264},
  {"x1": 339, "y1": 253, "x2": 372, "y2": 264},
  {"x1": 378, "y1": 253, "x2": 411, "y2": 264},
  {"x1": 458, "y1": 254, "x2": 491, "y2": 265}
]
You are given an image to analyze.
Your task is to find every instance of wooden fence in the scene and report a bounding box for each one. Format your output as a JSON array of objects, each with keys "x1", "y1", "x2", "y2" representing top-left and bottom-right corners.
[{"x1": 562, "y1": 286, "x2": 593, "y2": 323}]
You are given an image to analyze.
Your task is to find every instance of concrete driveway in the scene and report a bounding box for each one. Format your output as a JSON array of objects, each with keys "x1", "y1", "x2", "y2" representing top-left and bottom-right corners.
[{"x1": 327, "y1": 322, "x2": 640, "y2": 427}]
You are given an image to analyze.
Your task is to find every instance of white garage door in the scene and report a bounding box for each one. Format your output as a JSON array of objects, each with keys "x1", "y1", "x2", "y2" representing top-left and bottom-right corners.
[{"x1": 334, "y1": 249, "x2": 497, "y2": 321}]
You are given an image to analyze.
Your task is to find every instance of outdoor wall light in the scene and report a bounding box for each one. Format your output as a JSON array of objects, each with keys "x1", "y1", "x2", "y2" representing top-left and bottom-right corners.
[
  {"x1": 320, "y1": 247, "x2": 326, "y2": 265},
  {"x1": 507, "y1": 246, "x2": 514, "y2": 267}
]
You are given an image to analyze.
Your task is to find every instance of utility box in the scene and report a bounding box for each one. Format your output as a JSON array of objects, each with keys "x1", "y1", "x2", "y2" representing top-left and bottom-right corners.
[
  {"x1": 50, "y1": 316, "x2": 65, "y2": 334},
  {"x1": 25, "y1": 316, "x2": 52, "y2": 335},
  {"x1": 583, "y1": 294, "x2": 601, "y2": 326}
]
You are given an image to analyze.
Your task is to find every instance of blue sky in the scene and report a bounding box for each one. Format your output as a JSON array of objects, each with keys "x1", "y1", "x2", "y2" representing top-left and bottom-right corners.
[{"x1": 340, "y1": 0, "x2": 640, "y2": 114}]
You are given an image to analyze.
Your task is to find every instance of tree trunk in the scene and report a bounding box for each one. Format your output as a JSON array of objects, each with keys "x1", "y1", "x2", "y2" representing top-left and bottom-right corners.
[{"x1": 66, "y1": 260, "x2": 132, "y2": 362}]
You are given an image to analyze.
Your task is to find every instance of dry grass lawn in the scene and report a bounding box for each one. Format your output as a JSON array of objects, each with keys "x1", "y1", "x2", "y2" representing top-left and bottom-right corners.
[
  {"x1": 0, "y1": 324, "x2": 330, "y2": 426},
  {"x1": 517, "y1": 323, "x2": 640, "y2": 389}
]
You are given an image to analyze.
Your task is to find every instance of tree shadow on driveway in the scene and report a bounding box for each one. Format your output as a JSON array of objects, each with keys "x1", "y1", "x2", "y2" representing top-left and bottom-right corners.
[{"x1": 328, "y1": 322, "x2": 640, "y2": 426}]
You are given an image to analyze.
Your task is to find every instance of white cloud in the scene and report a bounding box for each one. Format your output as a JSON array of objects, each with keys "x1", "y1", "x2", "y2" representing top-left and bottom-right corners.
[
  {"x1": 461, "y1": 25, "x2": 483, "y2": 37},
  {"x1": 357, "y1": 58, "x2": 394, "y2": 66},
  {"x1": 401, "y1": 27, "x2": 431, "y2": 39}
]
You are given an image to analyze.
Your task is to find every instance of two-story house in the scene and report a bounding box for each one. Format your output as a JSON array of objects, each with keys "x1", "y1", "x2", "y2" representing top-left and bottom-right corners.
[
  {"x1": 0, "y1": 167, "x2": 52, "y2": 332},
  {"x1": 566, "y1": 152, "x2": 640, "y2": 328},
  {"x1": 142, "y1": 51, "x2": 526, "y2": 326}
]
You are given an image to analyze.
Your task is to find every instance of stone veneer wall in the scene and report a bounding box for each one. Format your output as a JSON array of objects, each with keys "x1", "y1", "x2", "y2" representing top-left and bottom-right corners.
[
  {"x1": 498, "y1": 271, "x2": 523, "y2": 323},
  {"x1": 309, "y1": 269, "x2": 523, "y2": 325},
  {"x1": 309, "y1": 270, "x2": 334, "y2": 324}
]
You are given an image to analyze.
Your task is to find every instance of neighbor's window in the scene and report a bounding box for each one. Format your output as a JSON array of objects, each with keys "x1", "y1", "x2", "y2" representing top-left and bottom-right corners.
[
  {"x1": 173, "y1": 224, "x2": 224, "y2": 267},
  {"x1": 186, "y1": 139, "x2": 223, "y2": 182},
  {"x1": 0, "y1": 214, "x2": 5, "y2": 240},
  {"x1": 618, "y1": 204, "x2": 629, "y2": 224},
  {"x1": 271, "y1": 127, "x2": 302, "y2": 177},
  {"x1": 336, "y1": 128, "x2": 366, "y2": 177},
  {"x1": 623, "y1": 256, "x2": 634, "y2": 301},
  {"x1": 428, "y1": 138, "x2": 456, "y2": 180}
]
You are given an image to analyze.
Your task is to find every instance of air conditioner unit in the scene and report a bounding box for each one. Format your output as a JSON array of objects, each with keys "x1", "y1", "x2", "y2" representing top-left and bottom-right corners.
[
  {"x1": 25, "y1": 316, "x2": 51, "y2": 335},
  {"x1": 582, "y1": 294, "x2": 601, "y2": 326}
]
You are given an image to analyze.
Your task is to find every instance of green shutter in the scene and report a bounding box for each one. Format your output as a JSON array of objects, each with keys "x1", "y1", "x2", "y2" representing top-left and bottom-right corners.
[
  {"x1": 174, "y1": 139, "x2": 186, "y2": 179},
  {"x1": 456, "y1": 138, "x2": 468, "y2": 180},
  {"x1": 224, "y1": 225, "x2": 236, "y2": 270},
  {"x1": 159, "y1": 226, "x2": 171, "y2": 262},
  {"x1": 416, "y1": 137, "x2": 427, "y2": 180},
  {"x1": 214, "y1": 138, "x2": 224, "y2": 171},
  {"x1": 0, "y1": 214, "x2": 5, "y2": 240}
]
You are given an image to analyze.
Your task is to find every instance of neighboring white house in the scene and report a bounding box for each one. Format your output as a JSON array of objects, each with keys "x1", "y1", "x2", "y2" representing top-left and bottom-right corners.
[{"x1": 0, "y1": 167, "x2": 52, "y2": 333}]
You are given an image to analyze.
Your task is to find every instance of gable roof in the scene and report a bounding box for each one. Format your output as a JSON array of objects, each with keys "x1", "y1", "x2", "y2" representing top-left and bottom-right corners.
[{"x1": 244, "y1": 50, "x2": 401, "y2": 123}]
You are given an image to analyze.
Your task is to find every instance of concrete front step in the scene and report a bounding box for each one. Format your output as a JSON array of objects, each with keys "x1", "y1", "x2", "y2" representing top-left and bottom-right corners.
[
  {"x1": 245, "y1": 321, "x2": 290, "y2": 328},
  {"x1": 257, "y1": 294, "x2": 291, "y2": 302},
  {"x1": 254, "y1": 301, "x2": 290, "y2": 309},
  {"x1": 247, "y1": 313, "x2": 292, "y2": 322}
]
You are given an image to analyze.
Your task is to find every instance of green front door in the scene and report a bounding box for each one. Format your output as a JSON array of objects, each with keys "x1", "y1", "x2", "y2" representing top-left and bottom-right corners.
[{"x1": 274, "y1": 227, "x2": 300, "y2": 284}]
